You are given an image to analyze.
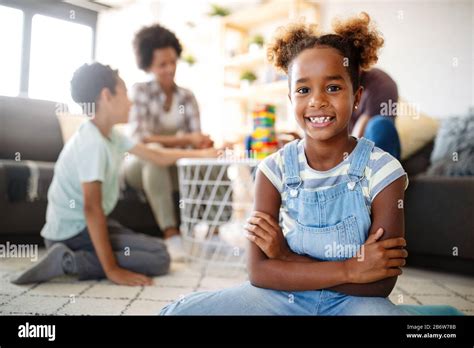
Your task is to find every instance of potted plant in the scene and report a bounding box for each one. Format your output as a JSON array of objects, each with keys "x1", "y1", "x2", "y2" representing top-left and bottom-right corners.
[
  {"x1": 240, "y1": 70, "x2": 257, "y2": 88},
  {"x1": 208, "y1": 4, "x2": 230, "y2": 17},
  {"x1": 182, "y1": 54, "x2": 196, "y2": 66},
  {"x1": 249, "y1": 34, "x2": 265, "y2": 53}
]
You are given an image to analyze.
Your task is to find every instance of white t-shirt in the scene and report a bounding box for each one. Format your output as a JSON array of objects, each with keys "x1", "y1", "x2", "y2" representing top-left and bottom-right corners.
[
  {"x1": 41, "y1": 120, "x2": 136, "y2": 241},
  {"x1": 158, "y1": 93, "x2": 180, "y2": 134}
]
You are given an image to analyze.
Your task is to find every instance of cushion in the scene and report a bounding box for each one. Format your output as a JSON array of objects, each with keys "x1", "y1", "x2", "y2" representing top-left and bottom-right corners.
[
  {"x1": 427, "y1": 151, "x2": 474, "y2": 176},
  {"x1": 395, "y1": 99, "x2": 439, "y2": 160},
  {"x1": 430, "y1": 110, "x2": 474, "y2": 162},
  {"x1": 0, "y1": 160, "x2": 55, "y2": 202},
  {"x1": 56, "y1": 113, "x2": 130, "y2": 143},
  {"x1": 427, "y1": 111, "x2": 474, "y2": 176},
  {"x1": 56, "y1": 112, "x2": 87, "y2": 143}
]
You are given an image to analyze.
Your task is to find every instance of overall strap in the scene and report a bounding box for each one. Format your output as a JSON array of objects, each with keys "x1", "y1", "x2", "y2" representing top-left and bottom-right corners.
[
  {"x1": 283, "y1": 140, "x2": 302, "y2": 190},
  {"x1": 347, "y1": 137, "x2": 375, "y2": 181}
]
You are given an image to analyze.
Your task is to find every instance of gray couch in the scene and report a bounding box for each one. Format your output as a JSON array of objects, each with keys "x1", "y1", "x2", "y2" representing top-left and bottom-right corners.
[
  {"x1": 404, "y1": 174, "x2": 474, "y2": 275},
  {"x1": 0, "y1": 96, "x2": 164, "y2": 245},
  {"x1": 402, "y1": 141, "x2": 474, "y2": 275},
  {"x1": 1, "y1": 95, "x2": 473, "y2": 275}
]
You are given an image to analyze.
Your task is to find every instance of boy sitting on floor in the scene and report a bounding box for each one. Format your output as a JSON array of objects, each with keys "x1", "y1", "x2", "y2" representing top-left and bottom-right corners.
[{"x1": 12, "y1": 63, "x2": 217, "y2": 286}]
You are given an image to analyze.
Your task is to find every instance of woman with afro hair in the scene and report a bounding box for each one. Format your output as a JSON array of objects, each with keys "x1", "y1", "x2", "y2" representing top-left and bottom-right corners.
[{"x1": 124, "y1": 24, "x2": 213, "y2": 261}]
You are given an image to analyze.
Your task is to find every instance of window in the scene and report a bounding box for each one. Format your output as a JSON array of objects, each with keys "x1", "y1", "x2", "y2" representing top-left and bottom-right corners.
[
  {"x1": 0, "y1": 1, "x2": 96, "y2": 111},
  {"x1": 0, "y1": 5, "x2": 24, "y2": 97},
  {"x1": 29, "y1": 14, "x2": 93, "y2": 105}
]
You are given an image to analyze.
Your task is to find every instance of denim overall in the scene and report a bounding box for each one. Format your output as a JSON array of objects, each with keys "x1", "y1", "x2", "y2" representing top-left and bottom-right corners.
[
  {"x1": 283, "y1": 138, "x2": 372, "y2": 262},
  {"x1": 160, "y1": 138, "x2": 409, "y2": 315}
]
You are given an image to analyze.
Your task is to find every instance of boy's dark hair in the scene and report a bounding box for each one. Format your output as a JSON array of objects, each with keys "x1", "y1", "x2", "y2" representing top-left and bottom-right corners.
[
  {"x1": 133, "y1": 24, "x2": 183, "y2": 71},
  {"x1": 267, "y1": 12, "x2": 384, "y2": 92},
  {"x1": 70, "y1": 63, "x2": 119, "y2": 112}
]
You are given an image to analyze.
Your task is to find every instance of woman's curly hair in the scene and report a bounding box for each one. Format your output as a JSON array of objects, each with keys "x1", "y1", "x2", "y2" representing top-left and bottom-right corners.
[
  {"x1": 133, "y1": 24, "x2": 183, "y2": 71},
  {"x1": 267, "y1": 12, "x2": 384, "y2": 91}
]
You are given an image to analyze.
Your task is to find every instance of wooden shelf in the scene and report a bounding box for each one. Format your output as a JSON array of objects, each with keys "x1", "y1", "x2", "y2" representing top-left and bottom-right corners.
[
  {"x1": 224, "y1": 50, "x2": 266, "y2": 70},
  {"x1": 219, "y1": 0, "x2": 319, "y2": 136},
  {"x1": 220, "y1": 0, "x2": 319, "y2": 104},
  {"x1": 224, "y1": 80, "x2": 288, "y2": 103},
  {"x1": 222, "y1": 0, "x2": 316, "y2": 32}
]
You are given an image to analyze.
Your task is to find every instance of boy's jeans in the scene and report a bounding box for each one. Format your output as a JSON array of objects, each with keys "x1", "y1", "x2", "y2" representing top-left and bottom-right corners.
[{"x1": 45, "y1": 219, "x2": 170, "y2": 280}]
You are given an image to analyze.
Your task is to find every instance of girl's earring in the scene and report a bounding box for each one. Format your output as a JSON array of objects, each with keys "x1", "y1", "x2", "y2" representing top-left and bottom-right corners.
[{"x1": 354, "y1": 105, "x2": 358, "y2": 110}]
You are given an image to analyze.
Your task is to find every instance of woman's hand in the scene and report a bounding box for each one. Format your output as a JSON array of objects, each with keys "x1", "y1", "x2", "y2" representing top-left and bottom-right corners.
[
  {"x1": 196, "y1": 147, "x2": 219, "y2": 158},
  {"x1": 186, "y1": 132, "x2": 213, "y2": 149},
  {"x1": 197, "y1": 136, "x2": 214, "y2": 149},
  {"x1": 244, "y1": 211, "x2": 292, "y2": 260},
  {"x1": 344, "y1": 228, "x2": 408, "y2": 284}
]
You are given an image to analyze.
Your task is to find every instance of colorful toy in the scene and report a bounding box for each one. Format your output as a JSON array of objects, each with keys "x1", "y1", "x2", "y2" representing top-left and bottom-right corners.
[{"x1": 249, "y1": 105, "x2": 278, "y2": 159}]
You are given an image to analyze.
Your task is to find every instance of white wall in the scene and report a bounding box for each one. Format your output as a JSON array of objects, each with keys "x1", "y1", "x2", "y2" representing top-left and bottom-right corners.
[
  {"x1": 95, "y1": 0, "x2": 473, "y2": 142},
  {"x1": 95, "y1": 1, "x2": 159, "y2": 87},
  {"x1": 95, "y1": 0, "x2": 258, "y2": 145},
  {"x1": 318, "y1": 0, "x2": 473, "y2": 118}
]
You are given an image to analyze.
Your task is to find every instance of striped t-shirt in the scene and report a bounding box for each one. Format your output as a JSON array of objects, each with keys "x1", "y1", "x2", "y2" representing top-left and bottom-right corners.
[{"x1": 258, "y1": 138, "x2": 408, "y2": 235}]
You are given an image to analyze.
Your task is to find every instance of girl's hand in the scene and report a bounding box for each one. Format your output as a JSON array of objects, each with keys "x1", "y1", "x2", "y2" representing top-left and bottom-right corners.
[
  {"x1": 244, "y1": 211, "x2": 292, "y2": 260},
  {"x1": 344, "y1": 228, "x2": 408, "y2": 284}
]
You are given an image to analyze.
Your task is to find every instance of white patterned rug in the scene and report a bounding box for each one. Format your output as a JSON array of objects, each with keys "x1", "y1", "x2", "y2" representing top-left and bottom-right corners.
[{"x1": 0, "y1": 249, "x2": 473, "y2": 315}]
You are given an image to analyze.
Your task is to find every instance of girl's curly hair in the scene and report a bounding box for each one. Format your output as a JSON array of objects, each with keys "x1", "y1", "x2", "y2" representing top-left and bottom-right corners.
[{"x1": 267, "y1": 12, "x2": 384, "y2": 91}]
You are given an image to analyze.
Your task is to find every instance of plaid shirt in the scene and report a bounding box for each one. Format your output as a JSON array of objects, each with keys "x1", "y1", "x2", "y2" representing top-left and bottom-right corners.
[{"x1": 128, "y1": 80, "x2": 201, "y2": 141}]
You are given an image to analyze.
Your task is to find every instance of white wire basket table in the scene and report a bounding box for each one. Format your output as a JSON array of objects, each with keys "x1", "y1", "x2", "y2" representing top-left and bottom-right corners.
[{"x1": 177, "y1": 158, "x2": 259, "y2": 275}]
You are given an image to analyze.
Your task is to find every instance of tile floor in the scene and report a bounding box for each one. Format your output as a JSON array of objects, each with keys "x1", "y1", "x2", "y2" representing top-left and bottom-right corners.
[{"x1": 0, "y1": 250, "x2": 473, "y2": 315}]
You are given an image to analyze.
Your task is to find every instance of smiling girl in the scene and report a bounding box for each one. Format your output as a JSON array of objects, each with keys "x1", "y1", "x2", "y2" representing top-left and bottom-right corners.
[{"x1": 160, "y1": 12, "x2": 412, "y2": 315}]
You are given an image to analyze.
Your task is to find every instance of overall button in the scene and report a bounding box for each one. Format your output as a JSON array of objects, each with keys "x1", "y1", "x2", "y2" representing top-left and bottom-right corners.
[
  {"x1": 289, "y1": 188, "x2": 298, "y2": 197},
  {"x1": 347, "y1": 181, "x2": 356, "y2": 190}
]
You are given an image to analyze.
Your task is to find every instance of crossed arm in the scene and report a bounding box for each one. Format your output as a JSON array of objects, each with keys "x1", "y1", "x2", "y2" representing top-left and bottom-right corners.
[{"x1": 246, "y1": 169, "x2": 407, "y2": 297}]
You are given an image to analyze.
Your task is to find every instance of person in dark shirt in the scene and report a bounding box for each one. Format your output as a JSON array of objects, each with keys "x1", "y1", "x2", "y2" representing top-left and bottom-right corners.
[{"x1": 350, "y1": 68, "x2": 401, "y2": 159}]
